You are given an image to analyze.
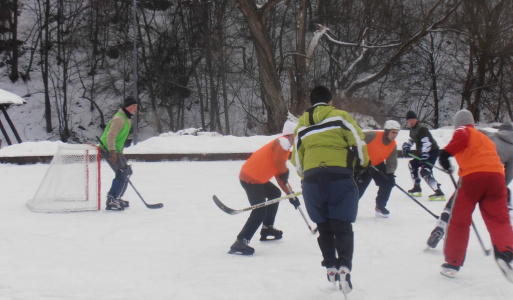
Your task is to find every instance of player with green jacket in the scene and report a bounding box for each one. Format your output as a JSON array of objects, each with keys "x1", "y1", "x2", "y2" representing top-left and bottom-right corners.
[{"x1": 291, "y1": 85, "x2": 369, "y2": 296}]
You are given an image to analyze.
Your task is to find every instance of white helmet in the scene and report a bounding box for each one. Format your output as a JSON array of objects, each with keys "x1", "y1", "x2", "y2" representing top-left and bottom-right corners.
[{"x1": 384, "y1": 120, "x2": 401, "y2": 130}]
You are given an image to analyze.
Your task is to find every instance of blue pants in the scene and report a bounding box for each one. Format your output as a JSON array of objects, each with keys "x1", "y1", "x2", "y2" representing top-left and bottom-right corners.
[
  {"x1": 303, "y1": 173, "x2": 359, "y2": 223},
  {"x1": 101, "y1": 149, "x2": 130, "y2": 199},
  {"x1": 302, "y1": 172, "x2": 358, "y2": 269}
]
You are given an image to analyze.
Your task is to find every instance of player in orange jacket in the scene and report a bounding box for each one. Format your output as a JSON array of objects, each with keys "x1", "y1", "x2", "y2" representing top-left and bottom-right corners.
[
  {"x1": 228, "y1": 120, "x2": 299, "y2": 255},
  {"x1": 438, "y1": 109, "x2": 513, "y2": 282},
  {"x1": 355, "y1": 120, "x2": 400, "y2": 217}
]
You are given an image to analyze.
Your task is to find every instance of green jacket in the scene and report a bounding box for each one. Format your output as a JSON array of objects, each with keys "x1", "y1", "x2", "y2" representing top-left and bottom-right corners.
[
  {"x1": 100, "y1": 109, "x2": 132, "y2": 153},
  {"x1": 291, "y1": 104, "x2": 369, "y2": 178},
  {"x1": 402, "y1": 122, "x2": 439, "y2": 154}
]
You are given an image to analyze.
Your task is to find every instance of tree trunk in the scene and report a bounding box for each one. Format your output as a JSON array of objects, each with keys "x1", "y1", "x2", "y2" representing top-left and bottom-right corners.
[{"x1": 235, "y1": 0, "x2": 287, "y2": 134}]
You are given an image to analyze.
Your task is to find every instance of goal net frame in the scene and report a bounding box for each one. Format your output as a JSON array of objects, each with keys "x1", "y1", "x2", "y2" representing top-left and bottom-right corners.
[{"x1": 27, "y1": 143, "x2": 101, "y2": 212}]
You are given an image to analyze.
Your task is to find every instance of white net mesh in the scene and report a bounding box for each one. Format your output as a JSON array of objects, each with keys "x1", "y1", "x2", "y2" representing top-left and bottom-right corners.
[{"x1": 27, "y1": 144, "x2": 101, "y2": 212}]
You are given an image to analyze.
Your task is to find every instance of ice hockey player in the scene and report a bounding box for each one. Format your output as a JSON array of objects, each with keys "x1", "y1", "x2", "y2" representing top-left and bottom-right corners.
[
  {"x1": 427, "y1": 121, "x2": 513, "y2": 249},
  {"x1": 402, "y1": 110, "x2": 445, "y2": 200},
  {"x1": 437, "y1": 109, "x2": 513, "y2": 282},
  {"x1": 355, "y1": 120, "x2": 400, "y2": 218},
  {"x1": 291, "y1": 85, "x2": 369, "y2": 296},
  {"x1": 99, "y1": 96, "x2": 138, "y2": 211},
  {"x1": 228, "y1": 120, "x2": 300, "y2": 256}
]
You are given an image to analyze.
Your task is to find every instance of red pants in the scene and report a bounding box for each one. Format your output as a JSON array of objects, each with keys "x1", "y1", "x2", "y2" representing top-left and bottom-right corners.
[{"x1": 444, "y1": 172, "x2": 513, "y2": 266}]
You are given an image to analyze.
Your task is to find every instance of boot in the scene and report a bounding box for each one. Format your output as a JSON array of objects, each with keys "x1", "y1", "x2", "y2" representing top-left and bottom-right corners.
[
  {"x1": 118, "y1": 199, "x2": 129, "y2": 208},
  {"x1": 326, "y1": 267, "x2": 339, "y2": 287},
  {"x1": 338, "y1": 266, "x2": 353, "y2": 295},
  {"x1": 260, "y1": 225, "x2": 283, "y2": 241},
  {"x1": 440, "y1": 262, "x2": 460, "y2": 278},
  {"x1": 496, "y1": 251, "x2": 513, "y2": 283},
  {"x1": 408, "y1": 184, "x2": 422, "y2": 197},
  {"x1": 106, "y1": 194, "x2": 124, "y2": 211},
  {"x1": 375, "y1": 206, "x2": 390, "y2": 218},
  {"x1": 427, "y1": 226, "x2": 444, "y2": 248},
  {"x1": 228, "y1": 238, "x2": 254, "y2": 255},
  {"x1": 428, "y1": 188, "x2": 445, "y2": 201}
]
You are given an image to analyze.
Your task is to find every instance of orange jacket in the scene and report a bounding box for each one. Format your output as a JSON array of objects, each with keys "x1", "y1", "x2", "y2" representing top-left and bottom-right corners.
[
  {"x1": 446, "y1": 126, "x2": 504, "y2": 177},
  {"x1": 367, "y1": 131, "x2": 396, "y2": 167},
  {"x1": 239, "y1": 137, "x2": 291, "y2": 184}
]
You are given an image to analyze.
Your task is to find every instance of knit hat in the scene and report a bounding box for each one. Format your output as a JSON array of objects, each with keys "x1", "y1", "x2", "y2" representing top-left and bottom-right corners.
[
  {"x1": 406, "y1": 111, "x2": 417, "y2": 120},
  {"x1": 454, "y1": 109, "x2": 474, "y2": 128},
  {"x1": 124, "y1": 96, "x2": 137, "y2": 108},
  {"x1": 310, "y1": 86, "x2": 332, "y2": 105},
  {"x1": 499, "y1": 121, "x2": 513, "y2": 132},
  {"x1": 282, "y1": 120, "x2": 297, "y2": 135}
]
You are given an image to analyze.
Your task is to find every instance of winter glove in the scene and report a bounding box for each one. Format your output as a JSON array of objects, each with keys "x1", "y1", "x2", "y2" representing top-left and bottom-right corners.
[
  {"x1": 438, "y1": 149, "x2": 453, "y2": 172},
  {"x1": 278, "y1": 169, "x2": 290, "y2": 184},
  {"x1": 402, "y1": 145, "x2": 411, "y2": 157},
  {"x1": 354, "y1": 164, "x2": 369, "y2": 184},
  {"x1": 289, "y1": 197, "x2": 301, "y2": 209},
  {"x1": 109, "y1": 150, "x2": 117, "y2": 164}
]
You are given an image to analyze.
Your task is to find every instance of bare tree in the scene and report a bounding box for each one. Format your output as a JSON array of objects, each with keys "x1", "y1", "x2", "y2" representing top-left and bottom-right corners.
[{"x1": 235, "y1": 0, "x2": 287, "y2": 134}]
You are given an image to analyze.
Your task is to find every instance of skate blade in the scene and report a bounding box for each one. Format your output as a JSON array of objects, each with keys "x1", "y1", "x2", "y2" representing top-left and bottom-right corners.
[
  {"x1": 440, "y1": 268, "x2": 457, "y2": 278},
  {"x1": 409, "y1": 192, "x2": 422, "y2": 197},
  {"x1": 259, "y1": 236, "x2": 283, "y2": 241},
  {"x1": 227, "y1": 249, "x2": 254, "y2": 256},
  {"x1": 338, "y1": 281, "x2": 351, "y2": 299},
  {"x1": 375, "y1": 212, "x2": 389, "y2": 218},
  {"x1": 428, "y1": 196, "x2": 446, "y2": 201},
  {"x1": 496, "y1": 258, "x2": 513, "y2": 283}
]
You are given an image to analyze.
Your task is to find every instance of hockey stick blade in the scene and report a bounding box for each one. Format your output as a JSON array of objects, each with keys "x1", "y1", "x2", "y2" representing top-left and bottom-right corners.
[
  {"x1": 128, "y1": 181, "x2": 163, "y2": 209},
  {"x1": 213, "y1": 192, "x2": 302, "y2": 215}
]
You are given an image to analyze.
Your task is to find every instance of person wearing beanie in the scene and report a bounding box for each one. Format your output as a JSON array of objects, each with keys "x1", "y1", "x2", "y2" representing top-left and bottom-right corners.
[
  {"x1": 99, "y1": 96, "x2": 138, "y2": 210},
  {"x1": 229, "y1": 120, "x2": 299, "y2": 255},
  {"x1": 427, "y1": 119, "x2": 513, "y2": 250},
  {"x1": 402, "y1": 110, "x2": 445, "y2": 200},
  {"x1": 291, "y1": 85, "x2": 369, "y2": 295},
  {"x1": 355, "y1": 120, "x2": 400, "y2": 218},
  {"x1": 436, "y1": 109, "x2": 513, "y2": 282}
]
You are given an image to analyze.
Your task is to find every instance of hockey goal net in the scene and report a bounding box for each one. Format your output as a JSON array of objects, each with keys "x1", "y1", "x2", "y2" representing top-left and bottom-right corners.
[{"x1": 27, "y1": 144, "x2": 101, "y2": 212}]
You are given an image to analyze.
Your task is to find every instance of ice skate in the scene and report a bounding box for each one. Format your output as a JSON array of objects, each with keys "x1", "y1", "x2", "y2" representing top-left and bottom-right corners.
[
  {"x1": 428, "y1": 189, "x2": 445, "y2": 201},
  {"x1": 440, "y1": 263, "x2": 459, "y2": 278},
  {"x1": 260, "y1": 225, "x2": 283, "y2": 241},
  {"x1": 427, "y1": 226, "x2": 444, "y2": 248},
  {"x1": 375, "y1": 206, "x2": 390, "y2": 218},
  {"x1": 228, "y1": 238, "x2": 254, "y2": 256},
  {"x1": 408, "y1": 184, "x2": 422, "y2": 197},
  {"x1": 106, "y1": 195, "x2": 124, "y2": 211}
]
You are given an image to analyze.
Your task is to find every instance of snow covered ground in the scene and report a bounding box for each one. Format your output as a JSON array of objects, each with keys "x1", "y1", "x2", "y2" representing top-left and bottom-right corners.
[{"x1": 1, "y1": 129, "x2": 513, "y2": 300}]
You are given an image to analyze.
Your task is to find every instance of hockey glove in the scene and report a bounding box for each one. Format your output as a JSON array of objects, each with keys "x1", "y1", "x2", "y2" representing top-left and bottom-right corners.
[
  {"x1": 109, "y1": 150, "x2": 117, "y2": 164},
  {"x1": 438, "y1": 149, "x2": 453, "y2": 172},
  {"x1": 402, "y1": 145, "x2": 411, "y2": 157},
  {"x1": 278, "y1": 169, "x2": 290, "y2": 185},
  {"x1": 289, "y1": 197, "x2": 301, "y2": 209}
]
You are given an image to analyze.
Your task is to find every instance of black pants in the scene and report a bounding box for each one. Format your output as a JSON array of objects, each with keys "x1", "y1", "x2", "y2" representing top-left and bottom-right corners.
[
  {"x1": 236, "y1": 180, "x2": 281, "y2": 241},
  {"x1": 356, "y1": 163, "x2": 395, "y2": 208},
  {"x1": 317, "y1": 220, "x2": 354, "y2": 270}
]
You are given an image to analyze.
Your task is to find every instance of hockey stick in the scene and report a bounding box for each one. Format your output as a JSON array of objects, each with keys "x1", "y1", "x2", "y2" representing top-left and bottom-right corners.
[
  {"x1": 212, "y1": 192, "x2": 302, "y2": 215},
  {"x1": 408, "y1": 153, "x2": 450, "y2": 174},
  {"x1": 285, "y1": 183, "x2": 318, "y2": 234},
  {"x1": 409, "y1": 153, "x2": 491, "y2": 255},
  {"x1": 97, "y1": 137, "x2": 163, "y2": 209},
  {"x1": 369, "y1": 165, "x2": 439, "y2": 219}
]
